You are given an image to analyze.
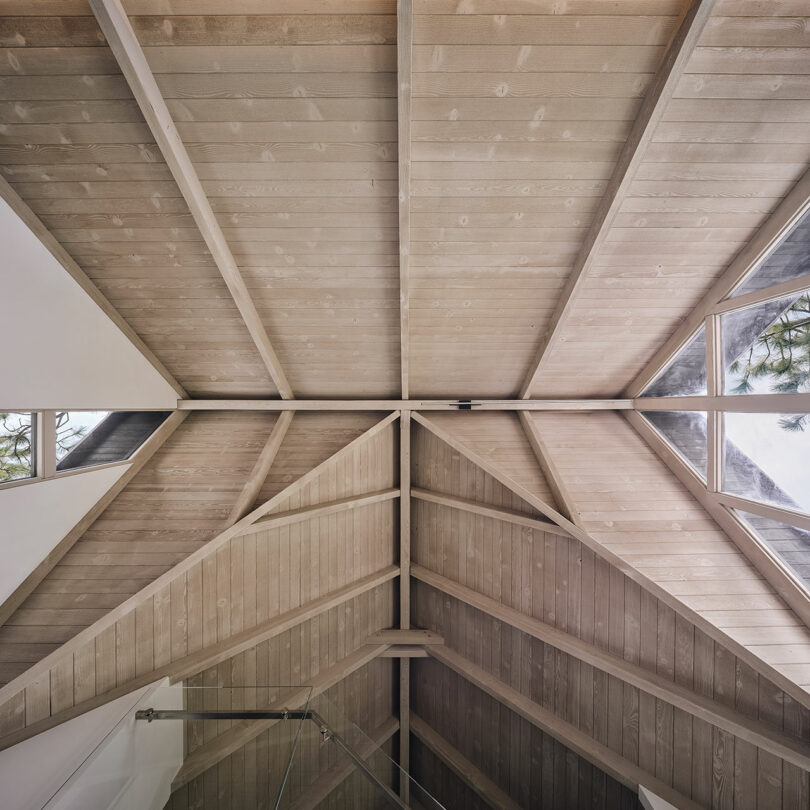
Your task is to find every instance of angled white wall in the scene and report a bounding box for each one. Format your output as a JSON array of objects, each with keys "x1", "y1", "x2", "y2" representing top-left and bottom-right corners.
[
  {"x1": 0, "y1": 679, "x2": 182, "y2": 810},
  {"x1": 0, "y1": 465, "x2": 128, "y2": 606},
  {"x1": 0, "y1": 197, "x2": 177, "y2": 410}
]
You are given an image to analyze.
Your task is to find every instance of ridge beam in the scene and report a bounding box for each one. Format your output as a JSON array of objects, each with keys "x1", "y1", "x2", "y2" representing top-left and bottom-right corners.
[{"x1": 89, "y1": 0, "x2": 293, "y2": 398}]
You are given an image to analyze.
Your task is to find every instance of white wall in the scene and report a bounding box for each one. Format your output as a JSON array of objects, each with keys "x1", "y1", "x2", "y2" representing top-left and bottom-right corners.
[
  {"x1": 0, "y1": 465, "x2": 128, "y2": 605},
  {"x1": 0, "y1": 197, "x2": 177, "y2": 409},
  {"x1": 0, "y1": 680, "x2": 182, "y2": 810}
]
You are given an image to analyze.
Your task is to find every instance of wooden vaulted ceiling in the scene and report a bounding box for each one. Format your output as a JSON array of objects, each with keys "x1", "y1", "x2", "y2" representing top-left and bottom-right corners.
[{"x1": 1, "y1": 1, "x2": 810, "y2": 808}]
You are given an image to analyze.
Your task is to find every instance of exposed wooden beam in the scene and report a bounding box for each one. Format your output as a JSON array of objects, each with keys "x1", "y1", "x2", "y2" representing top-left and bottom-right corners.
[
  {"x1": 400, "y1": 413, "x2": 412, "y2": 630},
  {"x1": 430, "y1": 646, "x2": 705, "y2": 810},
  {"x1": 399, "y1": 409, "x2": 412, "y2": 800},
  {"x1": 178, "y1": 399, "x2": 633, "y2": 412},
  {"x1": 0, "y1": 412, "x2": 399, "y2": 714},
  {"x1": 226, "y1": 411, "x2": 293, "y2": 525},
  {"x1": 370, "y1": 630, "x2": 443, "y2": 646},
  {"x1": 412, "y1": 488, "x2": 570, "y2": 538},
  {"x1": 0, "y1": 411, "x2": 188, "y2": 629},
  {"x1": 88, "y1": 0, "x2": 293, "y2": 399},
  {"x1": 397, "y1": 0, "x2": 413, "y2": 399},
  {"x1": 635, "y1": 393, "x2": 810, "y2": 413},
  {"x1": 379, "y1": 646, "x2": 428, "y2": 659},
  {"x1": 519, "y1": 0, "x2": 717, "y2": 399},
  {"x1": 0, "y1": 566, "x2": 397, "y2": 755},
  {"x1": 627, "y1": 163, "x2": 810, "y2": 398},
  {"x1": 238, "y1": 489, "x2": 401, "y2": 537},
  {"x1": 410, "y1": 714, "x2": 523, "y2": 810},
  {"x1": 518, "y1": 411, "x2": 579, "y2": 525},
  {"x1": 626, "y1": 411, "x2": 810, "y2": 630},
  {"x1": 173, "y1": 643, "x2": 390, "y2": 788},
  {"x1": 414, "y1": 566, "x2": 810, "y2": 772},
  {"x1": 169, "y1": 567, "x2": 399, "y2": 684},
  {"x1": 414, "y1": 410, "x2": 810, "y2": 709},
  {"x1": 287, "y1": 717, "x2": 400, "y2": 810},
  {"x1": 0, "y1": 175, "x2": 186, "y2": 399}
]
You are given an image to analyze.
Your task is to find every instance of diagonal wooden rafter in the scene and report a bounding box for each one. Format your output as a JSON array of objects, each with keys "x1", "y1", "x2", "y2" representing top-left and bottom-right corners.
[
  {"x1": 410, "y1": 713, "x2": 523, "y2": 810},
  {"x1": 626, "y1": 162, "x2": 810, "y2": 398},
  {"x1": 0, "y1": 175, "x2": 187, "y2": 400},
  {"x1": 173, "y1": 642, "x2": 390, "y2": 789},
  {"x1": 412, "y1": 488, "x2": 570, "y2": 538},
  {"x1": 0, "y1": 410, "x2": 188, "y2": 629},
  {"x1": 0, "y1": 412, "x2": 399, "y2": 747},
  {"x1": 397, "y1": 0, "x2": 413, "y2": 399},
  {"x1": 413, "y1": 411, "x2": 810, "y2": 709},
  {"x1": 430, "y1": 645, "x2": 705, "y2": 810},
  {"x1": 518, "y1": 410, "x2": 579, "y2": 525},
  {"x1": 414, "y1": 566, "x2": 810, "y2": 771},
  {"x1": 519, "y1": 0, "x2": 717, "y2": 399},
  {"x1": 226, "y1": 411, "x2": 294, "y2": 525},
  {"x1": 88, "y1": 0, "x2": 293, "y2": 399},
  {"x1": 288, "y1": 716, "x2": 400, "y2": 810}
]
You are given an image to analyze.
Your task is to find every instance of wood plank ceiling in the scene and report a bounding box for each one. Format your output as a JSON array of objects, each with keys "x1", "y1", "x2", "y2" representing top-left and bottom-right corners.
[{"x1": 0, "y1": 1, "x2": 809, "y2": 809}]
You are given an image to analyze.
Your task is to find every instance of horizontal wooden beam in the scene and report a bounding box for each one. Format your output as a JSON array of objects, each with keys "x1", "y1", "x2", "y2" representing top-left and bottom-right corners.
[
  {"x1": 634, "y1": 393, "x2": 810, "y2": 413},
  {"x1": 178, "y1": 399, "x2": 632, "y2": 412},
  {"x1": 287, "y1": 716, "x2": 400, "y2": 810},
  {"x1": 0, "y1": 411, "x2": 188, "y2": 629},
  {"x1": 411, "y1": 488, "x2": 569, "y2": 538},
  {"x1": 236, "y1": 489, "x2": 401, "y2": 537},
  {"x1": 430, "y1": 646, "x2": 704, "y2": 810},
  {"x1": 173, "y1": 643, "x2": 389, "y2": 788},
  {"x1": 414, "y1": 566, "x2": 810, "y2": 772},
  {"x1": 410, "y1": 713, "x2": 522, "y2": 810},
  {"x1": 379, "y1": 646, "x2": 428, "y2": 659},
  {"x1": 90, "y1": 0, "x2": 293, "y2": 398},
  {"x1": 368, "y1": 629, "x2": 443, "y2": 646}
]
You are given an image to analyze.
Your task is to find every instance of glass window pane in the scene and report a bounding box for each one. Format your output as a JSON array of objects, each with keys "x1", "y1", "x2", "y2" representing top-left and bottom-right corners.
[
  {"x1": 734, "y1": 510, "x2": 810, "y2": 592},
  {"x1": 731, "y1": 206, "x2": 810, "y2": 298},
  {"x1": 722, "y1": 290, "x2": 810, "y2": 395},
  {"x1": 641, "y1": 411, "x2": 707, "y2": 480},
  {"x1": 55, "y1": 411, "x2": 110, "y2": 462},
  {"x1": 723, "y1": 412, "x2": 810, "y2": 514},
  {"x1": 0, "y1": 412, "x2": 34, "y2": 482},
  {"x1": 57, "y1": 411, "x2": 171, "y2": 472},
  {"x1": 641, "y1": 325, "x2": 707, "y2": 397}
]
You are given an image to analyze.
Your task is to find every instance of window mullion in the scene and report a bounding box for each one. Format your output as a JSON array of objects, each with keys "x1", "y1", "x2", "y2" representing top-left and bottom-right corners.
[
  {"x1": 705, "y1": 314, "x2": 722, "y2": 493},
  {"x1": 36, "y1": 410, "x2": 57, "y2": 479}
]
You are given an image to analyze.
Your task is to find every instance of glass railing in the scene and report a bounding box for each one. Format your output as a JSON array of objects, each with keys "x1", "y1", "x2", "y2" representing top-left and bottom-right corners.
[{"x1": 44, "y1": 679, "x2": 444, "y2": 809}]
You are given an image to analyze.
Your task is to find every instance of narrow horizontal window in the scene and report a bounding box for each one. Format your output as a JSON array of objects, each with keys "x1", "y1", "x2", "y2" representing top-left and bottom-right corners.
[{"x1": 57, "y1": 411, "x2": 171, "y2": 472}]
